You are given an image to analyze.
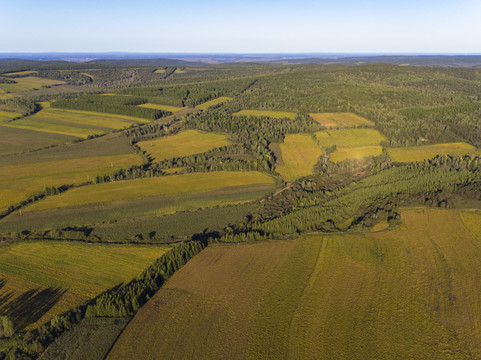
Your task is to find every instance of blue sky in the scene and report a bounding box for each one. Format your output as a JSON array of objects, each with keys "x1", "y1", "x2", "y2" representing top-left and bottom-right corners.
[{"x1": 2, "y1": 0, "x2": 480, "y2": 53}]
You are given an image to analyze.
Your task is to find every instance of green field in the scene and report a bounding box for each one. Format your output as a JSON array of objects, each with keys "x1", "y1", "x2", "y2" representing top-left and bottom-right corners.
[
  {"x1": 137, "y1": 103, "x2": 184, "y2": 113},
  {"x1": 108, "y1": 208, "x2": 481, "y2": 359},
  {"x1": 154, "y1": 69, "x2": 167, "y2": 74},
  {"x1": 0, "y1": 127, "x2": 75, "y2": 156},
  {"x1": 233, "y1": 110, "x2": 297, "y2": 119},
  {"x1": 4, "y1": 107, "x2": 147, "y2": 138},
  {"x1": 315, "y1": 128, "x2": 386, "y2": 149},
  {"x1": 310, "y1": 112, "x2": 374, "y2": 128},
  {"x1": 0, "y1": 77, "x2": 65, "y2": 93},
  {"x1": 0, "y1": 153, "x2": 142, "y2": 210},
  {"x1": 0, "y1": 110, "x2": 22, "y2": 122},
  {"x1": 25, "y1": 171, "x2": 276, "y2": 212},
  {"x1": 2, "y1": 70, "x2": 38, "y2": 76},
  {"x1": 388, "y1": 142, "x2": 478, "y2": 162},
  {"x1": 329, "y1": 145, "x2": 383, "y2": 162},
  {"x1": 137, "y1": 129, "x2": 231, "y2": 161},
  {"x1": 276, "y1": 134, "x2": 323, "y2": 181},
  {"x1": 196, "y1": 97, "x2": 233, "y2": 110},
  {"x1": 0, "y1": 241, "x2": 167, "y2": 330}
]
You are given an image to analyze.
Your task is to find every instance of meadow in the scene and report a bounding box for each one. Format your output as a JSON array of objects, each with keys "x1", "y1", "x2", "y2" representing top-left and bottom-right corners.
[
  {"x1": 310, "y1": 112, "x2": 374, "y2": 128},
  {"x1": 108, "y1": 208, "x2": 481, "y2": 359},
  {"x1": 24, "y1": 171, "x2": 276, "y2": 212},
  {"x1": 0, "y1": 110, "x2": 22, "y2": 122},
  {"x1": 388, "y1": 142, "x2": 478, "y2": 162},
  {"x1": 315, "y1": 128, "x2": 386, "y2": 149},
  {"x1": 329, "y1": 145, "x2": 383, "y2": 162},
  {"x1": 0, "y1": 77, "x2": 65, "y2": 93},
  {"x1": 233, "y1": 110, "x2": 297, "y2": 119},
  {"x1": 137, "y1": 129, "x2": 231, "y2": 161},
  {"x1": 137, "y1": 103, "x2": 184, "y2": 113},
  {"x1": 0, "y1": 241, "x2": 167, "y2": 330},
  {"x1": 4, "y1": 107, "x2": 147, "y2": 138},
  {"x1": 0, "y1": 153, "x2": 142, "y2": 210},
  {"x1": 195, "y1": 96, "x2": 233, "y2": 110},
  {"x1": 276, "y1": 134, "x2": 323, "y2": 181},
  {"x1": 2, "y1": 71, "x2": 38, "y2": 76}
]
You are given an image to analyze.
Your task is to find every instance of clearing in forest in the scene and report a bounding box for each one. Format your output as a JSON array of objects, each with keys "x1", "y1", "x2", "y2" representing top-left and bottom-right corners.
[
  {"x1": 24, "y1": 171, "x2": 277, "y2": 212},
  {"x1": 196, "y1": 97, "x2": 233, "y2": 110},
  {"x1": 233, "y1": 110, "x2": 297, "y2": 120},
  {"x1": 2, "y1": 70, "x2": 38, "y2": 76},
  {"x1": 137, "y1": 103, "x2": 184, "y2": 113},
  {"x1": 276, "y1": 134, "x2": 323, "y2": 181},
  {"x1": 3, "y1": 107, "x2": 147, "y2": 138},
  {"x1": 0, "y1": 110, "x2": 22, "y2": 122},
  {"x1": 0, "y1": 241, "x2": 167, "y2": 331},
  {"x1": 154, "y1": 69, "x2": 166, "y2": 74},
  {"x1": 108, "y1": 208, "x2": 481, "y2": 360},
  {"x1": 137, "y1": 129, "x2": 231, "y2": 161},
  {"x1": 310, "y1": 112, "x2": 374, "y2": 128},
  {"x1": 0, "y1": 77, "x2": 65, "y2": 93},
  {"x1": 315, "y1": 128, "x2": 386, "y2": 149},
  {"x1": 387, "y1": 142, "x2": 478, "y2": 162},
  {"x1": 329, "y1": 145, "x2": 383, "y2": 162}
]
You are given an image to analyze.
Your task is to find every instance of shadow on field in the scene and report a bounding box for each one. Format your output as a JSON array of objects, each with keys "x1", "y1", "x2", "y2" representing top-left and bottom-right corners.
[{"x1": 1, "y1": 287, "x2": 67, "y2": 330}]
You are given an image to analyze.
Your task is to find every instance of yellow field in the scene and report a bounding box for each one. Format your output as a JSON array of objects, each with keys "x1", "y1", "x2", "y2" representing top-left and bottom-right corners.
[
  {"x1": 0, "y1": 77, "x2": 65, "y2": 93},
  {"x1": 0, "y1": 89, "x2": 15, "y2": 99},
  {"x1": 138, "y1": 103, "x2": 184, "y2": 113},
  {"x1": 137, "y1": 129, "x2": 231, "y2": 161},
  {"x1": 4, "y1": 108, "x2": 147, "y2": 138},
  {"x1": 2, "y1": 70, "x2": 38, "y2": 76},
  {"x1": 26, "y1": 171, "x2": 276, "y2": 212},
  {"x1": 196, "y1": 97, "x2": 233, "y2": 111},
  {"x1": 329, "y1": 145, "x2": 383, "y2": 162},
  {"x1": 315, "y1": 128, "x2": 386, "y2": 149},
  {"x1": 0, "y1": 153, "x2": 142, "y2": 210},
  {"x1": 276, "y1": 134, "x2": 323, "y2": 181},
  {"x1": 0, "y1": 241, "x2": 167, "y2": 330},
  {"x1": 154, "y1": 69, "x2": 166, "y2": 73},
  {"x1": 460, "y1": 211, "x2": 481, "y2": 240},
  {"x1": 233, "y1": 110, "x2": 297, "y2": 119},
  {"x1": 80, "y1": 72, "x2": 94, "y2": 79},
  {"x1": 174, "y1": 68, "x2": 186, "y2": 74},
  {"x1": 108, "y1": 208, "x2": 481, "y2": 359},
  {"x1": 0, "y1": 110, "x2": 22, "y2": 122},
  {"x1": 388, "y1": 142, "x2": 478, "y2": 162},
  {"x1": 310, "y1": 112, "x2": 374, "y2": 128}
]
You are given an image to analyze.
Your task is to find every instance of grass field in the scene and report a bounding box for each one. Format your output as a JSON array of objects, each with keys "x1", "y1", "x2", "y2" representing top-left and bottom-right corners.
[
  {"x1": 233, "y1": 110, "x2": 297, "y2": 119},
  {"x1": 460, "y1": 211, "x2": 481, "y2": 241},
  {"x1": 0, "y1": 110, "x2": 22, "y2": 122},
  {"x1": 0, "y1": 127, "x2": 74, "y2": 156},
  {"x1": 388, "y1": 142, "x2": 478, "y2": 162},
  {"x1": 315, "y1": 128, "x2": 386, "y2": 149},
  {"x1": 0, "y1": 77, "x2": 65, "y2": 93},
  {"x1": 4, "y1": 108, "x2": 147, "y2": 138},
  {"x1": 196, "y1": 97, "x2": 233, "y2": 110},
  {"x1": 0, "y1": 241, "x2": 167, "y2": 330},
  {"x1": 137, "y1": 129, "x2": 231, "y2": 161},
  {"x1": 154, "y1": 69, "x2": 166, "y2": 74},
  {"x1": 108, "y1": 208, "x2": 481, "y2": 359},
  {"x1": 137, "y1": 103, "x2": 183, "y2": 113},
  {"x1": 310, "y1": 112, "x2": 374, "y2": 128},
  {"x1": 2, "y1": 71, "x2": 38, "y2": 76},
  {"x1": 0, "y1": 153, "x2": 142, "y2": 210},
  {"x1": 329, "y1": 145, "x2": 383, "y2": 162},
  {"x1": 276, "y1": 134, "x2": 322, "y2": 181},
  {"x1": 25, "y1": 171, "x2": 276, "y2": 212}
]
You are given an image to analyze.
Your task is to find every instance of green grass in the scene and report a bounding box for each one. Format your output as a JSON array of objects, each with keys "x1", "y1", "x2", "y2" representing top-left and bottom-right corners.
[
  {"x1": 0, "y1": 77, "x2": 65, "y2": 93},
  {"x1": 25, "y1": 171, "x2": 276, "y2": 212},
  {"x1": 276, "y1": 134, "x2": 323, "y2": 181},
  {"x1": 233, "y1": 110, "x2": 297, "y2": 119},
  {"x1": 0, "y1": 153, "x2": 142, "y2": 210},
  {"x1": 460, "y1": 211, "x2": 481, "y2": 241},
  {"x1": 310, "y1": 112, "x2": 374, "y2": 128},
  {"x1": 315, "y1": 128, "x2": 386, "y2": 149},
  {"x1": 154, "y1": 69, "x2": 166, "y2": 74},
  {"x1": 329, "y1": 145, "x2": 383, "y2": 162},
  {"x1": 196, "y1": 97, "x2": 233, "y2": 110},
  {"x1": 0, "y1": 110, "x2": 22, "y2": 122},
  {"x1": 4, "y1": 108, "x2": 147, "y2": 138},
  {"x1": 0, "y1": 127, "x2": 75, "y2": 156},
  {"x1": 108, "y1": 208, "x2": 481, "y2": 359},
  {"x1": 2, "y1": 71, "x2": 38, "y2": 76},
  {"x1": 388, "y1": 142, "x2": 478, "y2": 162},
  {"x1": 137, "y1": 103, "x2": 184, "y2": 113},
  {"x1": 137, "y1": 129, "x2": 231, "y2": 161},
  {"x1": 0, "y1": 241, "x2": 167, "y2": 330}
]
